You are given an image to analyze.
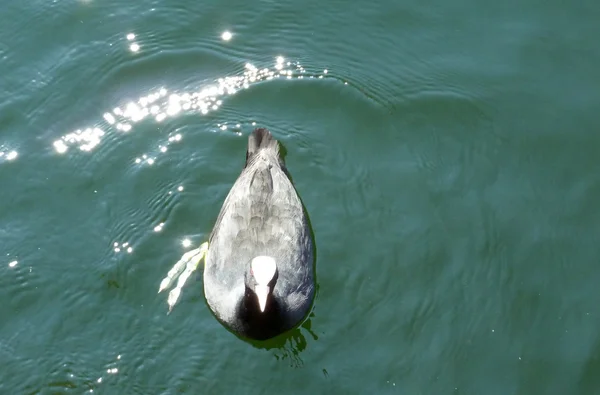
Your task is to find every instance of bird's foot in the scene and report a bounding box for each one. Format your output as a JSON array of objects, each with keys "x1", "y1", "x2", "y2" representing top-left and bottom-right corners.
[{"x1": 158, "y1": 242, "x2": 208, "y2": 313}]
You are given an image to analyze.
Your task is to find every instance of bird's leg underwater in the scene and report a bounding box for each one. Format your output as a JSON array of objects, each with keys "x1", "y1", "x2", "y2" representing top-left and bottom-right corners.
[{"x1": 158, "y1": 241, "x2": 208, "y2": 313}]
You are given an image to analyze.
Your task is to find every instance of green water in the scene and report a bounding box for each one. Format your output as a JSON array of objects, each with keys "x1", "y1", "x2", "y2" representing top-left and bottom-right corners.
[{"x1": 2, "y1": 0, "x2": 600, "y2": 393}]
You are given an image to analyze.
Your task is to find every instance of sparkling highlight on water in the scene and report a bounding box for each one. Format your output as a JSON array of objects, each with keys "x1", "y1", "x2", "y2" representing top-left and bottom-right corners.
[
  {"x1": 1, "y1": 147, "x2": 19, "y2": 162},
  {"x1": 53, "y1": 57, "x2": 335, "y2": 155},
  {"x1": 221, "y1": 31, "x2": 233, "y2": 41}
]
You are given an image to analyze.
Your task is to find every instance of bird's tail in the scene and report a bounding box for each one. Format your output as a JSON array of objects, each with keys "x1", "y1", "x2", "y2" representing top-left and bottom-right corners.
[{"x1": 245, "y1": 128, "x2": 281, "y2": 167}]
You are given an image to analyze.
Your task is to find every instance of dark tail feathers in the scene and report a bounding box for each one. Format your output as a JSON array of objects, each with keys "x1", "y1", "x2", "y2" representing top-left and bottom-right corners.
[{"x1": 246, "y1": 128, "x2": 280, "y2": 166}]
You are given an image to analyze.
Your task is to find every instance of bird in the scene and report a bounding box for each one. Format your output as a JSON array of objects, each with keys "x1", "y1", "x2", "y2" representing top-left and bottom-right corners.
[{"x1": 158, "y1": 128, "x2": 315, "y2": 341}]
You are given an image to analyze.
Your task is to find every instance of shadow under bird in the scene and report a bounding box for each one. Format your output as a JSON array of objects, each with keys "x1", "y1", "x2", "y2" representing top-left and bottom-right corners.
[{"x1": 159, "y1": 128, "x2": 316, "y2": 341}]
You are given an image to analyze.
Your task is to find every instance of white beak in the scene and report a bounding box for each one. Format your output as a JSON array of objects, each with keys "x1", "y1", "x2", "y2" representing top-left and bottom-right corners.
[{"x1": 255, "y1": 285, "x2": 269, "y2": 312}]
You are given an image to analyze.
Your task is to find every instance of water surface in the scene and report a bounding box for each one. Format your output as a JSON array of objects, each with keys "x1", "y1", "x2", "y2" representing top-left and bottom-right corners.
[{"x1": 1, "y1": 0, "x2": 600, "y2": 393}]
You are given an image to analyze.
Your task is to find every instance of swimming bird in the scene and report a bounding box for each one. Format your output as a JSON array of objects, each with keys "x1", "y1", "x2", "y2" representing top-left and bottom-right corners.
[{"x1": 158, "y1": 128, "x2": 315, "y2": 341}]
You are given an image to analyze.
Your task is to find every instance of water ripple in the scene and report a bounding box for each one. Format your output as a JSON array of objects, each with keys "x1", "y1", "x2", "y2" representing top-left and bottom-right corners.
[{"x1": 53, "y1": 56, "x2": 331, "y2": 157}]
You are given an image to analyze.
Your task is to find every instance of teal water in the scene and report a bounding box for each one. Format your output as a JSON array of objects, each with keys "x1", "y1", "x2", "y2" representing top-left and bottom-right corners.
[{"x1": 2, "y1": 0, "x2": 600, "y2": 393}]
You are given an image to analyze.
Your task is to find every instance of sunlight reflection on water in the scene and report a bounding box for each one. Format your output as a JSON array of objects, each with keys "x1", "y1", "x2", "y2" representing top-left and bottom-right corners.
[{"x1": 53, "y1": 56, "x2": 330, "y2": 157}]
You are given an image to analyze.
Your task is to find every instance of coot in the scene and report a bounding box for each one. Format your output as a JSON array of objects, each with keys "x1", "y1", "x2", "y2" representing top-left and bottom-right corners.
[{"x1": 159, "y1": 128, "x2": 315, "y2": 341}]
